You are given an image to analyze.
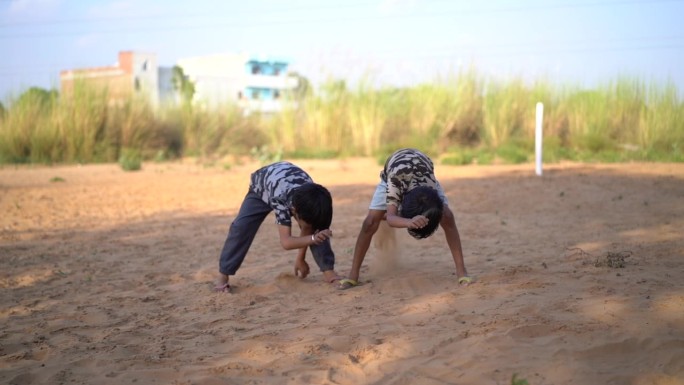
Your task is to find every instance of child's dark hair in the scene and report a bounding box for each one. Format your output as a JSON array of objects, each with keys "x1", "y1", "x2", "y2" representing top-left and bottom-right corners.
[
  {"x1": 400, "y1": 186, "x2": 443, "y2": 239},
  {"x1": 292, "y1": 183, "x2": 333, "y2": 231}
]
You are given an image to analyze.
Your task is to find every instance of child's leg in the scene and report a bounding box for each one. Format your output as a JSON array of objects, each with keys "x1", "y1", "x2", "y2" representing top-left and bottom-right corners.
[
  {"x1": 309, "y1": 240, "x2": 339, "y2": 282},
  {"x1": 218, "y1": 191, "x2": 272, "y2": 278},
  {"x1": 345, "y1": 181, "x2": 389, "y2": 284},
  {"x1": 347, "y1": 209, "x2": 386, "y2": 283}
]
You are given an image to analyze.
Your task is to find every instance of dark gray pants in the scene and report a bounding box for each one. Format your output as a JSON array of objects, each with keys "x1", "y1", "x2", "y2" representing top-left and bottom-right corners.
[{"x1": 219, "y1": 190, "x2": 335, "y2": 276}]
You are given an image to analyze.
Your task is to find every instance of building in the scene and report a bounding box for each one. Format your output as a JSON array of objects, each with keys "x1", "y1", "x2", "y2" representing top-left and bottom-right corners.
[
  {"x1": 177, "y1": 52, "x2": 298, "y2": 113},
  {"x1": 60, "y1": 51, "x2": 298, "y2": 113},
  {"x1": 60, "y1": 51, "x2": 160, "y2": 107}
]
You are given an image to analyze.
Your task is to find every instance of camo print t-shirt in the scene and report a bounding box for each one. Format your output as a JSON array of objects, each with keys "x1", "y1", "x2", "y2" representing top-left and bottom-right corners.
[
  {"x1": 250, "y1": 161, "x2": 313, "y2": 226},
  {"x1": 380, "y1": 148, "x2": 441, "y2": 208}
]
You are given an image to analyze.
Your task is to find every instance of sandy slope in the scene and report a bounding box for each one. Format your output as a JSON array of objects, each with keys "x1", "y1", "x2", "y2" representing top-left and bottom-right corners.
[{"x1": 1, "y1": 158, "x2": 683, "y2": 385}]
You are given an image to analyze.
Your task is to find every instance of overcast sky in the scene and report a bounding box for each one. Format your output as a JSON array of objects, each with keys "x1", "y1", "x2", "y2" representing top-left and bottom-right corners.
[{"x1": 2, "y1": 0, "x2": 683, "y2": 100}]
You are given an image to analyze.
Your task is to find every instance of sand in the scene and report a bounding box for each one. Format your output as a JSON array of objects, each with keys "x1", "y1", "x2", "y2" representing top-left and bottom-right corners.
[{"x1": 1, "y1": 158, "x2": 683, "y2": 385}]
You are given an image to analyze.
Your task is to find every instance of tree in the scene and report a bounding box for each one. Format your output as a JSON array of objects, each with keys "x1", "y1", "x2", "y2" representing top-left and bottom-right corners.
[
  {"x1": 287, "y1": 71, "x2": 311, "y2": 100},
  {"x1": 15, "y1": 87, "x2": 58, "y2": 110},
  {"x1": 171, "y1": 65, "x2": 196, "y2": 105}
]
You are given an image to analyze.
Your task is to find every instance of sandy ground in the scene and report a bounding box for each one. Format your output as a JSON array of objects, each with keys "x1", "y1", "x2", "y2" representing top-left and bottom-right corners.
[{"x1": 1, "y1": 158, "x2": 683, "y2": 385}]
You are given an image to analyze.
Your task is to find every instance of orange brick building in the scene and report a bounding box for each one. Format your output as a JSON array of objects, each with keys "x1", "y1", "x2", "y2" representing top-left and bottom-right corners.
[{"x1": 60, "y1": 51, "x2": 160, "y2": 105}]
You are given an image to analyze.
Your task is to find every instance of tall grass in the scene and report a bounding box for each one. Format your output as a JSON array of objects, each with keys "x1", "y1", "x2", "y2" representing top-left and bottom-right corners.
[
  {"x1": 347, "y1": 77, "x2": 387, "y2": 156},
  {"x1": 1, "y1": 70, "x2": 682, "y2": 165},
  {"x1": 0, "y1": 87, "x2": 59, "y2": 163},
  {"x1": 57, "y1": 82, "x2": 110, "y2": 163},
  {"x1": 637, "y1": 82, "x2": 683, "y2": 160},
  {"x1": 298, "y1": 78, "x2": 350, "y2": 155},
  {"x1": 483, "y1": 78, "x2": 528, "y2": 148}
]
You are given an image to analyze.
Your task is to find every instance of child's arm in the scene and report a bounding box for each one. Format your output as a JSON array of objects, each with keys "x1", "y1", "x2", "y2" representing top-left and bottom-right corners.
[
  {"x1": 277, "y1": 225, "x2": 332, "y2": 250},
  {"x1": 385, "y1": 204, "x2": 429, "y2": 230},
  {"x1": 277, "y1": 224, "x2": 315, "y2": 250},
  {"x1": 294, "y1": 247, "x2": 310, "y2": 278},
  {"x1": 440, "y1": 206, "x2": 469, "y2": 281}
]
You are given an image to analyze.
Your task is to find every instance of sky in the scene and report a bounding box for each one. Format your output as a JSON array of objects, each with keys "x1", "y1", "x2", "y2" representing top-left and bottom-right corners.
[{"x1": 2, "y1": 0, "x2": 683, "y2": 101}]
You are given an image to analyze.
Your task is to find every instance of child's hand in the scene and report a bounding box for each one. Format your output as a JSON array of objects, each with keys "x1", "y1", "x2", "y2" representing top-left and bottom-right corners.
[
  {"x1": 294, "y1": 259, "x2": 310, "y2": 279},
  {"x1": 312, "y1": 229, "x2": 333, "y2": 244},
  {"x1": 407, "y1": 215, "x2": 428, "y2": 229}
]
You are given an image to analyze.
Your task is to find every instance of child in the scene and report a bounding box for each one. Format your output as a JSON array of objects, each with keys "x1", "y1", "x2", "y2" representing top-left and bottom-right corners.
[
  {"x1": 215, "y1": 161, "x2": 341, "y2": 292},
  {"x1": 338, "y1": 148, "x2": 471, "y2": 290}
]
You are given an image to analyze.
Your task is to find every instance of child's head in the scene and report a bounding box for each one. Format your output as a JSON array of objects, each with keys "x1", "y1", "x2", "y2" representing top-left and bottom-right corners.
[
  {"x1": 400, "y1": 186, "x2": 443, "y2": 239},
  {"x1": 291, "y1": 183, "x2": 333, "y2": 231}
]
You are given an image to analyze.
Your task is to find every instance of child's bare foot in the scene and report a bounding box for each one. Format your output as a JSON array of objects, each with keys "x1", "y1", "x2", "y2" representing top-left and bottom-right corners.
[
  {"x1": 215, "y1": 274, "x2": 231, "y2": 292},
  {"x1": 322, "y1": 270, "x2": 343, "y2": 284}
]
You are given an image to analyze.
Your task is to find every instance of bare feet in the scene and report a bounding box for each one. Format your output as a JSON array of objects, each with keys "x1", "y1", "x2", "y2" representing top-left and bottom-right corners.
[
  {"x1": 215, "y1": 273, "x2": 231, "y2": 293},
  {"x1": 322, "y1": 270, "x2": 342, "y2": 284}
]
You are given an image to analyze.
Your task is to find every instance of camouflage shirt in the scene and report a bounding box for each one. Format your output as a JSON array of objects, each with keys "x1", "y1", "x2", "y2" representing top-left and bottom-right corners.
[
  {"x1": 250, "y1": 161, "x2": 313, "y2": 226},
  {"x1": 380, "y1": 148, "x2": 440, "y2": 208}
]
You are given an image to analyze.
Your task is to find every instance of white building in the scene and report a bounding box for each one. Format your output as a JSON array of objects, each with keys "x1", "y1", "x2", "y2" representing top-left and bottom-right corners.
[
  {"x1": 176, "y1": 52, "x2": 299, "y2": 113},
  {"x1": 61, "y1": 51, "x2": 298, "y2": 114}
]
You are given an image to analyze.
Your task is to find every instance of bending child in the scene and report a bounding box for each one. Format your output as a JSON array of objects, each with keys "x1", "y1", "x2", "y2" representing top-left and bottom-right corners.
[
  {"x1": 215, "y1": 161, "x2": 341, "y2": 293},
  {"x1": 338, "y1": 148, "x2": 471, "y2": 290}
]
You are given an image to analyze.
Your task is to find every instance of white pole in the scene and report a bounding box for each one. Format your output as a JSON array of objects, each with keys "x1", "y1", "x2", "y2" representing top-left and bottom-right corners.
[{"x1": 535, "y1": 102, "x2": 544, "y2": 176}]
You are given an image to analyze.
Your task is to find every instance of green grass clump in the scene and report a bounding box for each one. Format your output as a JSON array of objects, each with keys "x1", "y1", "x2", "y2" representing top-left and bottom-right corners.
[
  {"x1": 250, "y1": 145, "x2": 282, "y2": 165},
  {"x1": 286, "y1": 148, "x2": 338, "y2": 159},
  {"x1": 511, "y1": 373, "x2": 530, "y2": 385},
  {"x1": 118, "y1": 148, "x2": 142, "y2": 171},
  {"x1": 442, "y1": 146, "x2": 496, "y2": 166},
  {"x1": 441, "y1": 150, "x2": 475, "y2": 166},
  {"x1": 495, "y1": 140, "x2": 532, "y2": 164}
]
